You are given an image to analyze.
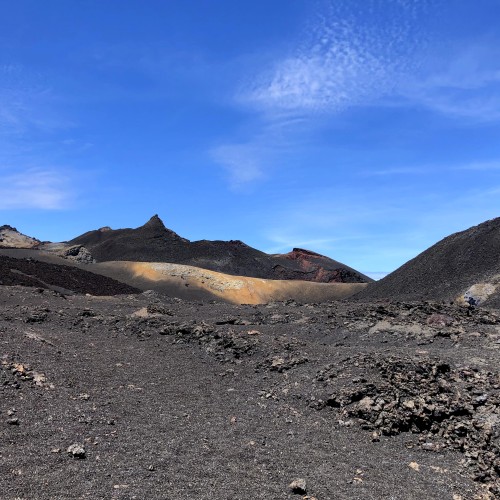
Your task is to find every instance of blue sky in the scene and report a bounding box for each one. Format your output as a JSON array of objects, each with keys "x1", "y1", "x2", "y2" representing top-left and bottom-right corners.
[{"x1": 1, "y1": 0, "x2": 500, "y2": 278}]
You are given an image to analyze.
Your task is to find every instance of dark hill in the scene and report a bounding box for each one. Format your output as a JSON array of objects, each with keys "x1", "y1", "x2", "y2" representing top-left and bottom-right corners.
[
  {"x1": 0, "y1": 255, "x2": 139, "y2": 295},
  {"x1": 357, "y1": 217, "x2": 500, "y2": 305},
  {"x1": 69, "y1": 215, "x2": 372, "y2": 283}
]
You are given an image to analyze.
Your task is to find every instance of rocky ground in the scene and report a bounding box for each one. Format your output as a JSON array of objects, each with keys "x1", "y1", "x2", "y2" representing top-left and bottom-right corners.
[
  {"x1": 1, "y1": 285, "x2": 499, "y2": 499},
  {"x1": 0, "y1": 256, "x2": 139, "y2": 296}
]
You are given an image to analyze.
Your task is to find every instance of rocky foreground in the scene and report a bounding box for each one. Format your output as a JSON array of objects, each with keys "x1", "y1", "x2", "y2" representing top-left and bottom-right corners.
[{"x1": 1, "y1": 286, "x2": 499, "y2": 499}]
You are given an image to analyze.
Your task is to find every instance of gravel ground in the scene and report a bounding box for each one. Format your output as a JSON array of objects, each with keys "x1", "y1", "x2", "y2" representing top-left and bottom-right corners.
[
  {"x1": 2, "y1": 286, "x2": 499, "y2": 499},
  {"x1": 0, "y1": 256, "x2": 139, "y2": 296}
]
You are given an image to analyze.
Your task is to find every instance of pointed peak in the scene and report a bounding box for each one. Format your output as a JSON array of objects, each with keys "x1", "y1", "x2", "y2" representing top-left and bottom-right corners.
[
  {"x1": 143, "y1": 214, "x2": 166, "y2": 230},
  {"x1": 139, "y1": 214, "x2": 188, "y2": 241}
]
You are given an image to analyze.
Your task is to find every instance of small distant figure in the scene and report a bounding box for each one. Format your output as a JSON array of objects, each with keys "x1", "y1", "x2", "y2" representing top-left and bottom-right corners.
[{"x1": 465, "y1": 295, "x2": 477, "y2": 316}]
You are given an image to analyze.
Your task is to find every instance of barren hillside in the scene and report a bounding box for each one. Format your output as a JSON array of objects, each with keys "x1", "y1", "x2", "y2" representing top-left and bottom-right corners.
[
  {"x1": 69, "y1": 215, "x2": 372, "y2": 284},
  {"x1": 357, "y1": 217, "x2": 500, "y2": 307}
]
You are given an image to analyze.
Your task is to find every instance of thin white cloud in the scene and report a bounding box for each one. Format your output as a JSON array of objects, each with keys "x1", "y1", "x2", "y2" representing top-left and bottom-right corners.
[
  {"x1": 455, "y1": 160, "x2": 500, "y2": 171},
  {"x1": 241, "y1": 0, "x2": 425, "y2": 116},
  {"x1": 403, "y1": 86, "x2": 500, "y2": 122},
  {"x1": 213, "y1": 0, "x2": 428, "y2": 186},
  {"x1": 210, "y1": 143, "x2": 266, "y2": 189},
  {"x1": 260, "y1": 192, "x2": 397, "y2": 262},
  {"x1": 361, "y1": 167, "x2": 428, "y2": 176},
  {"x1": 0, "y1": 168, "x2": 73, "y2": 210},
  {"x1": 360, "y1": 159, "x2": 500, "y2": 176},
  {"x1": 240, "y1": 3, "x2": 500, "y2": 123},
  {"x1": 0, "y1": 65, "x2": 71, "y2": 135},
  {"x1": 399, "y1": 43, "x2": 500, "y2": 121},
  {"x1": 213, "y1": 1, "x2": 500, "y2": 187}
]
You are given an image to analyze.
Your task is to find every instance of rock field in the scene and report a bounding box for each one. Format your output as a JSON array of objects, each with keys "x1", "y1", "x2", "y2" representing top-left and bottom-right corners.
[{"x1": 1, "y1": 285, "x2": 499, "y2": 499}]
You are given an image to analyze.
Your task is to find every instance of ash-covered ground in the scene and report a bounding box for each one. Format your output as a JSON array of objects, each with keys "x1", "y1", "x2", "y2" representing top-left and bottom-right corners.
[{"x1": 1, "y1": 286, "x2": 499, "y2": 499}]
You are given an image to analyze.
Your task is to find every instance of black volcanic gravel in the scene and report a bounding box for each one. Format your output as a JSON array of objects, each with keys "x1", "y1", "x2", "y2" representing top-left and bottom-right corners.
[
  {"x1": 2, "y1": 285, "x2": 499, "y2": 499},
  {"x1": 0, "y1": 255, "x2": 139, "y2": 296}
]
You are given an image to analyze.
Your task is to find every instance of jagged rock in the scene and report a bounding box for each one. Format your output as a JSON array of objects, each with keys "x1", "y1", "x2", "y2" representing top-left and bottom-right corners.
[
  {"x1": 320, "y1": 354, "x2": 500, "y2": 487},
  {"x1": 66, "y1": 443, "x2": 86, "y2": 459},
  {"x1": 59, "y1": 245, "x2": 95, "y2": 264},
  {"x1": 289, "y1": 478, "x2": 307, "y2": 494}
]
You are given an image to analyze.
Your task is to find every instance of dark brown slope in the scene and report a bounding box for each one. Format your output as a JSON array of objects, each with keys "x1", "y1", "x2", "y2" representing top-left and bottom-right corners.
[
  {"x1": 69, "y1": 215, "x2": 372, "y2": 283},
  {"x1": 357, "y1": 217, "x2": 500, "y2": 305},
  {"x1": 0, "y1": 255, "x2": 139, "y2": 295}
]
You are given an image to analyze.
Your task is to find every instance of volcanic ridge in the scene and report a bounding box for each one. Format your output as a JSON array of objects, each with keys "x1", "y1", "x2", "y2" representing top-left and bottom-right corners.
[
  {"x1": 0, "y1": 216, "x2": 372, "y2": 304},
  {"x1": 69, "y1": 215, "x2": 371, "y2": 283}
]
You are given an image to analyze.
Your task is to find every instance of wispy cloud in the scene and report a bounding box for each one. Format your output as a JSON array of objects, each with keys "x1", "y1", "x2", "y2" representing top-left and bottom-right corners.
[
  {"x1": 212, "y1": 0, "x2": 428, "y2": 186},
  {"x1": 359, "y1": 159, "x2": 500, "y2": 177},
  {"x1": 455, "y1": 160, "x2": 500, "y2": 171},
  {"x1": 210, "y1": 143, "x2": 267, "y2": 189},
  {"x1": 398, "y1": 43, "x2": 500, "y2": 121},
  {"x1": 361, "y1": 167, "x2": 429, "y2": 177},
  {"x1": 0, "y1": 65, "x2": 83, "y2": 211},
  {"x1": 240, "y1": 2, "x2": 500, "y2": 123},
  {"x1": 260, "y1": 190, "x2": 399, "y2": 259},
  {"x1": 0, "y1": 168, "x2": 74, "y2": 210},
  {"x1": 0, "y1": 65, "x2": 71, "y2": 135},
  {"x1": 212, "y1": 1, "x2": 500, "y2": 187},
  {"x1": 241, "y1": 0, "x2": 426, "y2": 116}
]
